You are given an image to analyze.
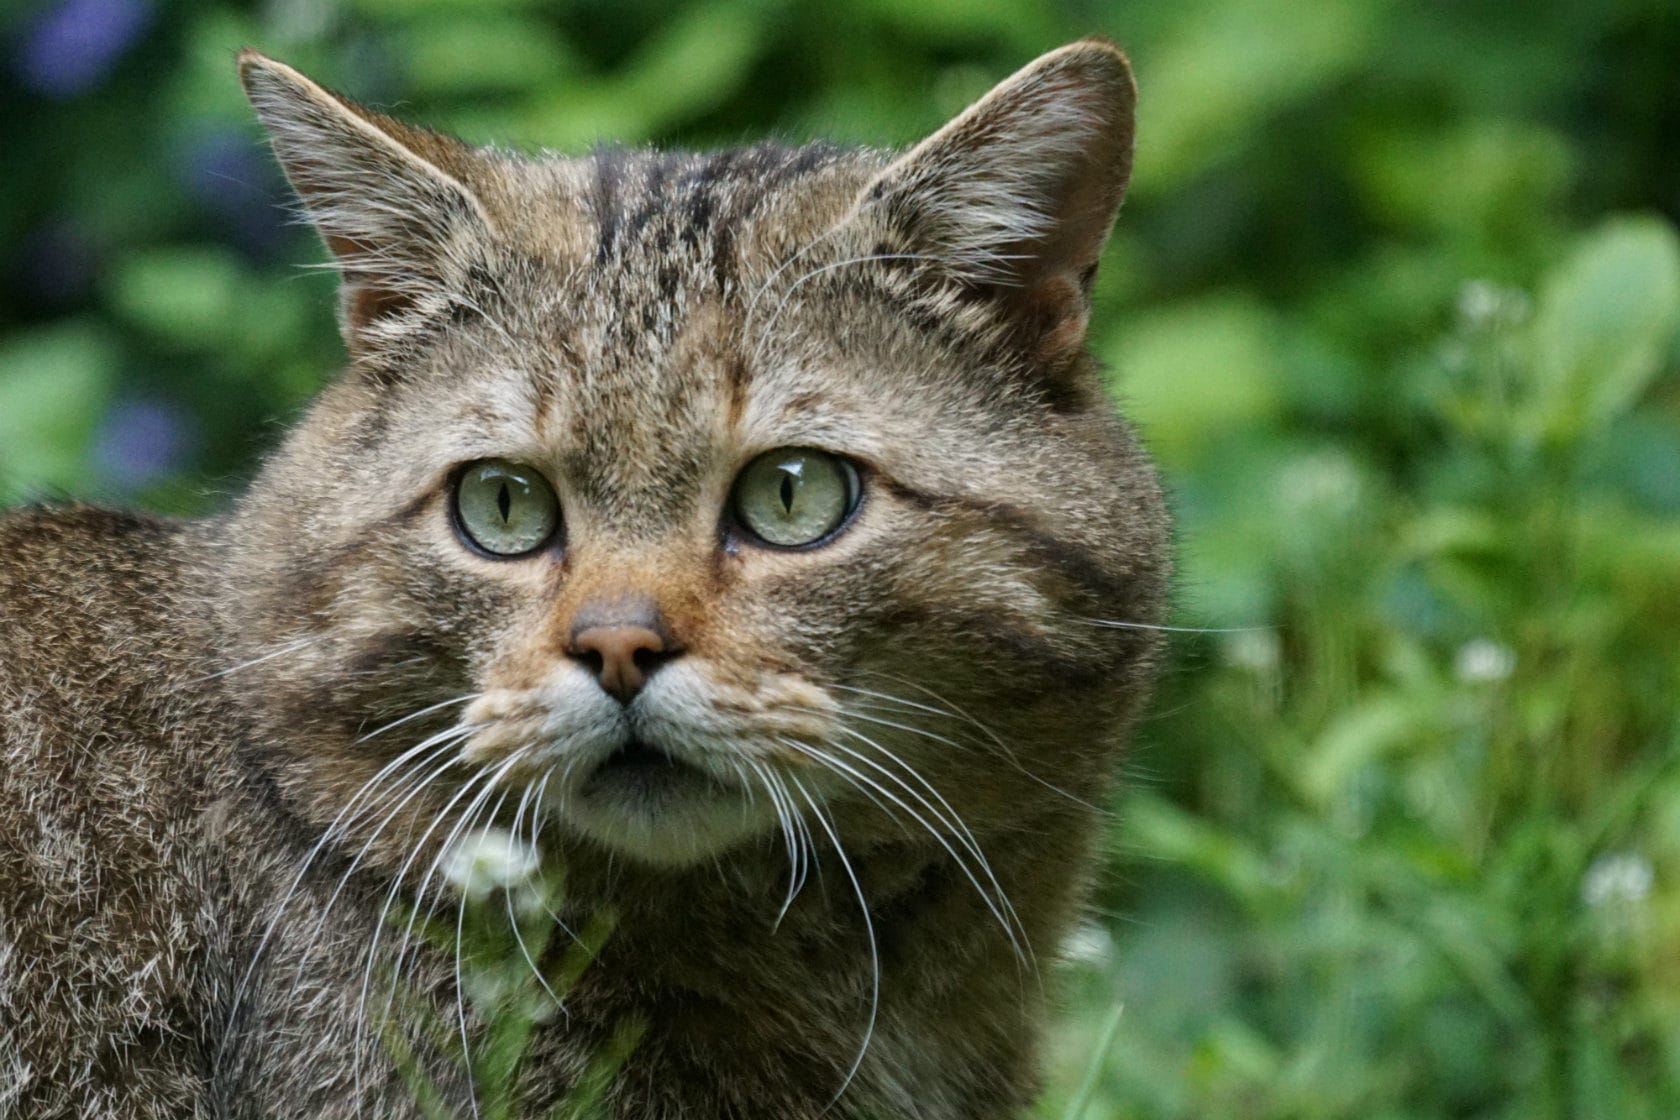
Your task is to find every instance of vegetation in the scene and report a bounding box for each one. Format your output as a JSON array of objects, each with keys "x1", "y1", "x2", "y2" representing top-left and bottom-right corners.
[{"x1": 3, "y1": 0, "x2": 1678, "y2": 1115}]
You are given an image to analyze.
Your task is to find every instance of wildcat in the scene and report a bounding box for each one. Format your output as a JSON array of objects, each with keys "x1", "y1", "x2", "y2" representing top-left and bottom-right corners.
[{"x1": 0, "y1": 38, "x2": 1169, "y2": 1119}]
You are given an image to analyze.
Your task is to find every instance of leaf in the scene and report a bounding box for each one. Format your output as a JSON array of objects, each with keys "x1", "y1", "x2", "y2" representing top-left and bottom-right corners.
[
  {"x1": 1131, "y1": 0, "x2": 1375, "y2": 195},
  {"x1": 1104, "y1": 294, "x2": 1284, "y2": 471},
  {"x1": 0, "y1": 321, "x2": 118, "y2": 501},
  {"x1": 403, "y1": 14, "x2": 578, "y2": 99},
  {"x1": 1531, "y1": 216, "x2": 1680, "y2": 441},
  {"x1": 1299, "y1": 693, "x2": 1430, "y2": 810},
  {"x1": 1117, "y1": 794, "x2": 1276, "y2": 906},
  {"x1": 109, "y1": 247, "x2": 247, "y2": 350},
  {"x1": 1060, "y1": 1000, "x2": 1125, "y2": 1120}
]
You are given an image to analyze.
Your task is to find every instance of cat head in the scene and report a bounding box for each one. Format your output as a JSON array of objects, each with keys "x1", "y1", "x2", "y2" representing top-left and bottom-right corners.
[{"x1": 222, "y1": 41, "x2": 1169, "y2": 875}]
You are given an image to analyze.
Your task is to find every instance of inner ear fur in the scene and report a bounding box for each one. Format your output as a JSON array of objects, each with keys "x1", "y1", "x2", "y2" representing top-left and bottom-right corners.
[
  {"x1": 857, "y1": 39, "x2": 1137, "y2": 367},
  {"x1": 237, "y1": 50, "x2": 500, "y2": 357}
]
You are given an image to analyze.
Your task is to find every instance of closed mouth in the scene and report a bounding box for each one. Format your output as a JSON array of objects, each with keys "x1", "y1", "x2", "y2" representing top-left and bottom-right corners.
[
  {"x1": 601, "y1": 738, "x2": 681, "y2": 771},
  {"x1": 584, "y1": 738, "x2": 710, "y2": 795}
]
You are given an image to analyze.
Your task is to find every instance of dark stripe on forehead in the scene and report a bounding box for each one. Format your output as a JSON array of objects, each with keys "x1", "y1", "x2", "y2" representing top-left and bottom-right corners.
[
  {"x1": 580, "y1": 143, "x2": 862, "y2": 297},
  {"x1": 628, "y1": 157, "x2": 674, "y2": 239},
  {"x1": 680, "y1": 150, "x2": 727, "y2": 247},
  {"x1": 590, "y1": 146, "x2": 629, "y2": 264}
]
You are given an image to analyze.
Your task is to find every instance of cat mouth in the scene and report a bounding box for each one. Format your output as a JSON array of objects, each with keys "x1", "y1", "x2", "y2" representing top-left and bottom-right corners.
[{"x1": 582, "y1": 738, "x2": 715, "y2": 795}]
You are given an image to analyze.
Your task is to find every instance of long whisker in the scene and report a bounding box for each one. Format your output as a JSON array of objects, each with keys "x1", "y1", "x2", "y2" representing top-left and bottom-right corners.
[
  {"x1": 356, "y1": 693, "x2": 477, "y2": 743},
  {"x1": 219, "y1": 717, "x2": 474, "y2": 1068},
  {"x1": 785, "y1": 735, "x2": 1029, "y2": 967},
  {"x1": 504, "y1": 781, "x2": 565, "y2": 1013},
  {"x1": 287, "y1": 728, "x2": 483, "y2": 1008},
  {"x1": 193, "y1": 635, "x2": 323, "y2": 683},
  {"x1": 841, "y1": 676, "x2": 1108, "y2": 815},
  {"x1": 351, "y1": 751, "x2": 519, "y2": 1106},
  {"x1": 743, "y1": 756, "x2": 805, "y2": 924},
  {"x1": 1071, "y1": 616, "x2": 1272, "y2": 634},
  {"x1": 788, "y1": 775, "x2": 877, "y2": 1113},
  {"x1": 741, "y1": 224, "x2": 842, "y2": 341},
  {"x1": 750, "y1": 253, "x2": 935, "y2": 364},
  {"x1": 519, "y1": 767, "x2": 583, "y2": 952},
  {"x1": 452, "y1": 787, "x2": 514, "y2": 1120},
  {"x1": 829, "y1": 728, "x2": 1031, "y2": 967},
  {"x1": 386, "y1": 751, "x2": 528, "y2": 1024}
]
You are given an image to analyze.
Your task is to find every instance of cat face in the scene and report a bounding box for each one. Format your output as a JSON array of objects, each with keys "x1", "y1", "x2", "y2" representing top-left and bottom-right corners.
[{"x1": 225, "y1": 44, "x2": 1169, "y2": 873}]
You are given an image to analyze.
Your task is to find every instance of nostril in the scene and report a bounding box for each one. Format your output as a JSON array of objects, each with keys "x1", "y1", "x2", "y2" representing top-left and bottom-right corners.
[
  {"x1": 568, "y1": 624, "x2": 679, "y2": 703},
  {"x1": 632, "y1": 645, "x2": 674, "y2": 675}
]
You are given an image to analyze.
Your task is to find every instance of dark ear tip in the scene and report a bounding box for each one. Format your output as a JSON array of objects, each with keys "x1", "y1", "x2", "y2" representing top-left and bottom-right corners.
[
  {"x1": 235, "y1": 47, "x2": 269, "y2": 80},
  {"x1": 1054, "y1": 37, "x2": 1138, "y2": 103},
  {"x1": 235, "y1": 48, "x2": 282, "y2": 101},
  {"x1": 235, "y1": 49, "x2": 313, "y2": 103}
]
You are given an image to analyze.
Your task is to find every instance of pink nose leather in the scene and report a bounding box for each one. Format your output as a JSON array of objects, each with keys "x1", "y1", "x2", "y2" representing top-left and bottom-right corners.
[{"x1": 568, "y1": 624, "x2": 667, "y2": 702}]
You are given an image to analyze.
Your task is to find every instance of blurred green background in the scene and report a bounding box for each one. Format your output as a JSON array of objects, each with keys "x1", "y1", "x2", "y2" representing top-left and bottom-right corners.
[{"x1": 3, "y1": 0, "x2": 1680, "y2": 1116}]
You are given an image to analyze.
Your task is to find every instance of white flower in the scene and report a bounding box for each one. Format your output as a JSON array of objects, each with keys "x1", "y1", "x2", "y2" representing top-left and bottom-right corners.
[
  {"x1": 443, "y1": 826, "x2": 539, "y2": 904},
  {"x1": 1581, "y1": 852, "x2": 1654, "y2": 910},
  {"x1": 1456, "y1": 280, "x2": 1530, "y2": 329},
  {"x1": 1222, "y1": 629, "x2": 1281, "y2": 673},
  {"x1": 1275, "y1": 451, "x2": 1362, "y2": 521},
  {"x1": 1454, "y1": 638, "x2": 1515, "y2": 684},
  {"x1": 1457, "y1": 280, "x2": 1502, "y2": 327},
  {"x1": 1060, "y1": 922, "x2": 1114, "y2": 970}
]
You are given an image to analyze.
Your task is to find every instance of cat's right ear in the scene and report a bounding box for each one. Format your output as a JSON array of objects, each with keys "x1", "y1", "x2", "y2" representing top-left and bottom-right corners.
[
  {"x1": 850, "y1": 40, "x2": 1136, "y2": 376},
  {"x1": 238, "y1": 50, "x2": 499, "y2": 362}
]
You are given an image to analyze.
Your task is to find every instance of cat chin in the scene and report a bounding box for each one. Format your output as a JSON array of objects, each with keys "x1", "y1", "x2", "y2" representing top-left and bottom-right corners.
[
  {"x1": 546, "y1": 750, "x2": 776, "y2": 867},
  {"x1": 555, "y1": 794, "x2": 773, "y2": 868}
]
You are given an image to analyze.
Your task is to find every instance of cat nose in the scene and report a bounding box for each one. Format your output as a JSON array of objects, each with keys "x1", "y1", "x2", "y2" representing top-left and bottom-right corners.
[{"x1": 566, "y1": 599, "x2": 682, "y2": 703}]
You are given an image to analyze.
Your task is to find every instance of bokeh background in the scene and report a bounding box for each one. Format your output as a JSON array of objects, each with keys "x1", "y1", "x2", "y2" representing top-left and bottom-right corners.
[{"x1": 4, "y1": 0, "x2": 1680, "y2": 1116}]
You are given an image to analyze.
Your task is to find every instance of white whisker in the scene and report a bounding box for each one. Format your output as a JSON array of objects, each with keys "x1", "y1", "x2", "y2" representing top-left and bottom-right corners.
[
  {"x1": 194, "y1": 635, "x2": 323, "y2": 682},
  {"x1": 219, "y1": 715, "x2": 475, "y2": 1071},
  {"x1": 789, "y1": 775, "x2": 877, "y2": 1113}
]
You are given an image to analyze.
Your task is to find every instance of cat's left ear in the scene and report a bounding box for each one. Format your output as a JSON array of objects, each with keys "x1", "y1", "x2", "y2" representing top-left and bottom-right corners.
[
  {"x1": 856, "y1": 39, "x2": 1136, "y2": 368},
  {"x1": 238, "y1": 50, "x2": 500, "y2": 362}
]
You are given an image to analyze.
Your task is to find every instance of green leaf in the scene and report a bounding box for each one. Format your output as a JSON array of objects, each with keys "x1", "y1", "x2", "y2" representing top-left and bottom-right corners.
[
  {"x1": 1531, "y1": 216, "x2": 1680, "y2": 441},
  {"x1": 403, "y1": 15, "x2": 578, "y2": 99},
  {"x1": 109, "y1": 247, "x2": 247, "y2": 350},
  {"x1": 1060, "y1": 1000, "x2": 1125, "y2": 1120},
  {"x1": 0, "y1": 321, "x2": 118, "y2": 501},
  {"x1": 1131, "y1": 0, "x2": 1375, "y2": 195},
  {"x1": 1105, "y1": 294, "x2": 1284, "y2": 471},
  {"x1": 1117, "y1": 794, "x2": 1276, "y2": 906}
]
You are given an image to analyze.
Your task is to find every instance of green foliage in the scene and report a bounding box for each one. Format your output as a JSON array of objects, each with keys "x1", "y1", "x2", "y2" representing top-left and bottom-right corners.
[
  {"x1": 2, "y1": 0, "x2": 1678, "y2": 1116},
  {"x1": 1042, "y1": 234, "x2": 1680, "y2": 1115},
  {"x1": 381, "y1": 839, "x2": 638, "y2": 1118}
]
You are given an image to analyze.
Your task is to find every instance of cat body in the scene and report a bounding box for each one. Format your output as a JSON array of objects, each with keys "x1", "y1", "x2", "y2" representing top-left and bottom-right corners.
[{"x1": 0, "y1": 41, "x2": 1168, "y2": 1119}]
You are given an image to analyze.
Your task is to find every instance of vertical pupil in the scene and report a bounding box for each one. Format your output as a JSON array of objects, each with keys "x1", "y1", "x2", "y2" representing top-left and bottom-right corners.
[
  {"x1": 496, "y1": 481, "x2": 512, "y2": 522},
  {"x1": 779, "y1": 471, "x2": 795, "y2": 514}
]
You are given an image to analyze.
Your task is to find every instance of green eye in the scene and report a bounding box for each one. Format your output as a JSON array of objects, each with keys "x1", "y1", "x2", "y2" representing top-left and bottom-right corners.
[
  {"x1": 732, "y1": 449, "x2": 860, "y2": 548},
  {"x1": 453, "y1": 460, "x2": 561, "y2": 557}
]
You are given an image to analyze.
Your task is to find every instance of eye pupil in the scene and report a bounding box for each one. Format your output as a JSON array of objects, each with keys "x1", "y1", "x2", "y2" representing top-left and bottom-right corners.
[
  {"x1": 732, "y1": 449, "x2": 858, "y2": 548},
  {"x1": 452, "y1": 460, "x2": 561, "y2": 558}
]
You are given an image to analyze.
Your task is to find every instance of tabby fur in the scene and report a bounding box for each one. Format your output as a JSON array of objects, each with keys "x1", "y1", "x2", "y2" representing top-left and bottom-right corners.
[{"x1": 0, "y1": 40, "x2": 1169, "y2": 1119}]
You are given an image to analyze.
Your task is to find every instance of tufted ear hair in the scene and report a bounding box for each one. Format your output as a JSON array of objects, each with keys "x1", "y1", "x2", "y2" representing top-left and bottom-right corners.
[
  {"x1": 856, "y1": 39, "x2": 1136, "y2": 367},
  {"x1": 238, "y1": 50, "x2": 500, "y2": 362}
]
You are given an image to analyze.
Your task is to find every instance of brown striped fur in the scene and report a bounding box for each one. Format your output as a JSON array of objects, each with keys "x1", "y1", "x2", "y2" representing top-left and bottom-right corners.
[{"x1": 0, "y1": 40, "x2": 1169, "y2": 1119}]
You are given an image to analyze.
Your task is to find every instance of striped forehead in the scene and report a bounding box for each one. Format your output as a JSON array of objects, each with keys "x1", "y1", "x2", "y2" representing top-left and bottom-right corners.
[
  {"x1": 541, "y1": 308, "x2": 735, "y2": 529},
  {"x1": 500, "y1": 144, "x2": 880, "y2": 533},
  {"x1": 581, "y1": 143, "x2": 850, "y2": 280},
  {"x1": 521, "y1": 146, "x2": 836, "y2": 528}
]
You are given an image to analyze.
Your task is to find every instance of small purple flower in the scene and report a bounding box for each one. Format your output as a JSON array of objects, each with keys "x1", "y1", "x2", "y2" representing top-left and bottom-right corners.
[
  {"x1": 15, "y1": 0, "x2": 153, "y2": 100},
  {"x1": 94, "y1": 398, "x2": 196, "y2": 491},
  {"x1": 178, "y1": 129, "x2": 291, "y2": 258},
  {"x1": 12, "y1": 221, "x2": 99, "y2": 307}
]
